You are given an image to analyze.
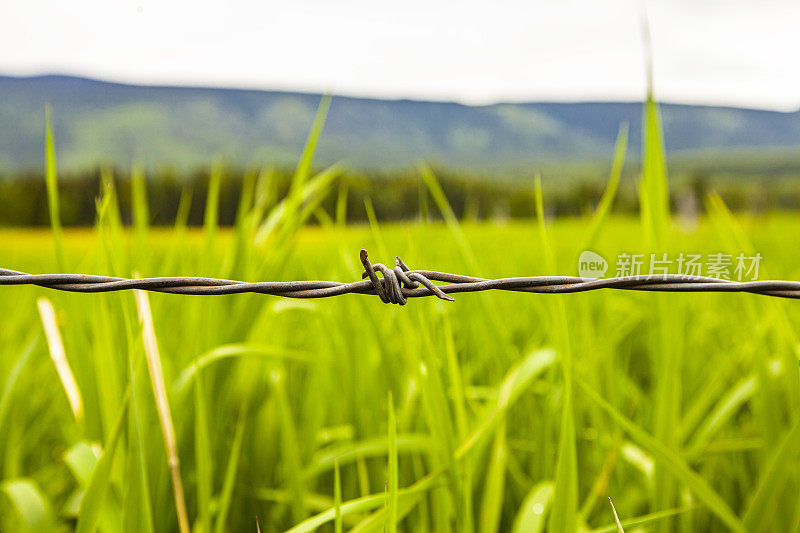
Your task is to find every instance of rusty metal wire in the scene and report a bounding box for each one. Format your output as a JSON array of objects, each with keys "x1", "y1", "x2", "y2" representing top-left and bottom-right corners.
[{"x1": 2, "y1": 249, "x2": 800, "y2": 305}]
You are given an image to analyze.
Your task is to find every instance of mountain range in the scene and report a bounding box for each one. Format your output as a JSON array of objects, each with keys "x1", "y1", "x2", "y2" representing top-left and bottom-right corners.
[{"x1": 1, "y1": 74, "x2": 799, "y2": 174}]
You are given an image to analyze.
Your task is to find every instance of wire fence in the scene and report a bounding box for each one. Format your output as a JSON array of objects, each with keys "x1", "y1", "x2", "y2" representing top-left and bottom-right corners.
[{"x1": 2, "y1": 249, "x2": 800, "y2": 305}]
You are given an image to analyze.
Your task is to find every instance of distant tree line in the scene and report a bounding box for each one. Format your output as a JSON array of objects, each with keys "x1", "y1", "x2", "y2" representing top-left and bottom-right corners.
[{"x1": 0, "y1": 165, "x2": 799, "y2": 227}]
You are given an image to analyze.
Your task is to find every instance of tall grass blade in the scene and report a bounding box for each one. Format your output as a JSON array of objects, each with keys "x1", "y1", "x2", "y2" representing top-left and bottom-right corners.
[
  {"x1": 254, "y1": 164, "x2": 340, "y2": 245},
  {"x1": 123, "y1": 353, "x2": 155, "y2": 533},
  {"x1": 335, "y1": 183, "x2": 348, "y2": 227},
  {"x1": 75, "y1": 391, "x2": 129, "y2": 533},
  {"x1": 294, "y1": 94, "x2": 332, "y2": 191},
  {"x1": 387, "y1": 391, "x2": 399, "y2": 533},
  {"x1": 419, "y1": 162, "x2": 476, "y2": 268},
  {"x1": 458, "y1": 349, "x2": 556, "y2": 456},
  {"x1": 418, "y1": 173, "x2": 430, "y2": 223},
  {"x1": 96, "y1": 170, "x2": 129, "y2": 275},
  {"x1": 193, "y1": 372, "x2": 213, "y2": 533},
  {"x1": 99, "y1": 168, "x2": 123, "y2": 226},
  {"x1": 65, "y1": 441, "x2": 120, "y2": 532},
  {"x1": 588, "y1": 506, "x2": 696, "y2": 533},
  {"x1": 214, "y1": 410, "x2": 246, "y2": 533},
  {"x1": 444, "y1": 313, "x2": 474, "y2": 533},
  {"x1": 43, "y1": 103, "x2": 65, "y2": 270},
  {"x1": 534, "y1": 175, "x2": 555, "y2": 271},
  {"x1": 350, "y1": 491, "x2": 429, "y2": 533},
  {"x1": 173, "y1": 343, "x2": 316, "y2": 391},
  {"x1": 0, "y1": 335, "x2": 39, "y2": 435},
  {"x1": 742, "y1": 420, "x2": 800, "y2": 531},
  {"x1": 685, "y1": 375, "x2": 758, "y2": 458},
  {"x1": 608, "y1": 498, "x2": 624, "y2": 533},
  {"x1": 363, "y1": 197, "x2": 388, "y2": 259},
  {"x1": 131, "y1": 164, "x2": 149, "y2": 252},
  {"x1": 415, "y1": 313, "x2": 462, "y2": 523},
  {"x1": 37, "y1": 298, "x2": 83, "y2": 424},
  {"x1": 134, "y1": 289, "x2": 190, "y2": 533},
  {"x1": 334, "y1": 460, "x2": 343, "y2": 533},
  {"x1": 478, "y1": 416, "x2": 507, "y2": 533},
  {"x1": 175, "y1": 187, "x2": 193, "y2": 230},
  {"x1": 536, "y1": 176, "x2": 578, "y2": 533},
  {"x1": 204, "y1": 158, "x2": 223, "y2": 261},
  {"x1": 639, "y1": 96, "x2": 669, "y2": 247},
  {"x1": 638, "y1": 88, "x2": 679, "y2": 532},
  {"x1": 273, "y1": 368, "x2": 308, "y2": 523},
  {"x1": 579, "y1": 123, "x2": 628, "y2": 251},
  {"x1": 253, "y1": 95, "x2": 334, "y2": 248}
]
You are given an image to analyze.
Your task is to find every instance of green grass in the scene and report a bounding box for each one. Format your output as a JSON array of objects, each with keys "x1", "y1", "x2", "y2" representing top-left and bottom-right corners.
[
  {"x1": 2, "y1": 211, "x2": 800, "y2": 531},
  {"x1": 2, "y1": 100, "x2": 800, "y2": 532}
]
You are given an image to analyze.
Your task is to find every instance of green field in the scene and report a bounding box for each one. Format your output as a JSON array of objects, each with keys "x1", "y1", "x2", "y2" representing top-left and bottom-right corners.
[
  {"x1": 2, "y1": 100, "x2": 800, "y2": 532},
  {"x1": 2, "y1": 207, "x2": 800, "y2": 532}
]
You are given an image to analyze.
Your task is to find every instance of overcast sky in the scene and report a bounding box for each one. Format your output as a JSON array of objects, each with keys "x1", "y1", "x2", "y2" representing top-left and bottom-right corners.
[{"x1": 2, "y1": 0, "x2": 798, "y2": 111}]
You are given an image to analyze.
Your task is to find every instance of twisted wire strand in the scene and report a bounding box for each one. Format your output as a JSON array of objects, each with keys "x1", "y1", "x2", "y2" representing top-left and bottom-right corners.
[{"x1": 1, "y1": 249, "x2": 799, "y2": 304}]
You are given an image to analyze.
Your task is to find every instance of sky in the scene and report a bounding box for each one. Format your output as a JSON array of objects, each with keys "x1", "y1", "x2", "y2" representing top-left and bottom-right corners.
[{"x1": 2, "y1": 0, "x2": 798, "y2": 111}]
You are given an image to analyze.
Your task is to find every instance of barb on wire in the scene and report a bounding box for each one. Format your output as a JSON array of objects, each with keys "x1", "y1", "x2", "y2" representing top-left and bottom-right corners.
[{"x1": 2, "y1": 249, "x2": 800, "y2": 304}]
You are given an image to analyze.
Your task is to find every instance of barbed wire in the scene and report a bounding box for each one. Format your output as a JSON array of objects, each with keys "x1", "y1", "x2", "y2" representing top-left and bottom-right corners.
[{"x1": 1, "y1": 249, "x2": 799, "y2": 305}]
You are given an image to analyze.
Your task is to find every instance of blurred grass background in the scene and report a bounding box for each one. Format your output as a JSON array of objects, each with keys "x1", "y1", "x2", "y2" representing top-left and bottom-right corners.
[{"x1": 1, "y1": 96, "x2": 800, "y2": 533}]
